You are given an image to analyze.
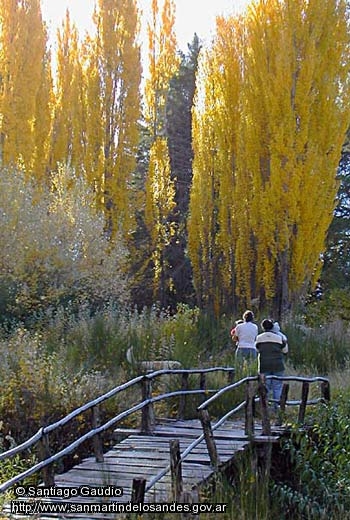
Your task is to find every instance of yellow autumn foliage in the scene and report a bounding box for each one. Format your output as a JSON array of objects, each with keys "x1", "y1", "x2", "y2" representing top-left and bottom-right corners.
[
  {"x1": 0, "y1": 0, "x2": 52, "y2": 177},
  {"x1": 189, "y1": 0, "x2": 350, "y2": 314},
  {"x1": 144, "y1": 0, "x2": 179, "y2": 301},
  {"x1": 50, "y1": 10, "x2": 85, "y2": 174},
  {"x1": 87, "y1": 0, "x2": 141, "y2": 237}
]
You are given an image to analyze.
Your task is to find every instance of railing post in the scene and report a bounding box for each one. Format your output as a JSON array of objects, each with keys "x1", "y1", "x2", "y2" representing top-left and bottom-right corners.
[
  {"x1": 199, "y1": 372, "x2": 206, "y2": 404},
  {"x1": 91, "y1": 405, "x2": 104, "y2": 462},
  {"x1": 170, "y1": 439, "x2": 183, "y2": 501},
  {"x1": 280, "y1": 383, "x2": 289, "y2": 413},
  {"x1": 278, "y1": 383, "x2": 289, "y2": 425},
  {"x1": 321, "y1": 380, "x2": 330, "y2": 402},
  {"x1": 37, "y1": 431, "x2": 55, "y2": 486},
  {"x1": 258, "y1": 374, "x2": 271, "y2": 436},
  {"x1": 198, "y1": 408, "x2": 219, "y2": 469},
  {"x1": 178, "y1": 373, "x2": 189, "y2": 420},
  {"x1": 245, "y1": 381, "x2": 255, "y2": 436},
  {"x1": 298, "y1": 381, "x2": 309, "y2": 424},
  {"x1": 131, "y1": 477, "x2": 146, "y2": 504},
  {"x1": 227, "y1": 369, "x2": 235, "y2": 384},
  {"x1": 141, "y1": 376, "x2": 155, "y2": 434}
]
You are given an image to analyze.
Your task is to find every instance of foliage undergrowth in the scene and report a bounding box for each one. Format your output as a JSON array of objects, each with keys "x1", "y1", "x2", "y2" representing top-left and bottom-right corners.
[
  {"x1": 271, "y1": 390, "x2": 350, "y2": 519},
  {"x1": 1, "y1": 299, "x2": 350, "y2": 518},
  {"x1": 284, "y1": 318, "x2": 350, "y2": 374}
]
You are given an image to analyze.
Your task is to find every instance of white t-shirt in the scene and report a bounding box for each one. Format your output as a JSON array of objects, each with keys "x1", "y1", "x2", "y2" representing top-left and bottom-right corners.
[{"x1": 235, "y1": 321, "x2": 258, "y2": 348}]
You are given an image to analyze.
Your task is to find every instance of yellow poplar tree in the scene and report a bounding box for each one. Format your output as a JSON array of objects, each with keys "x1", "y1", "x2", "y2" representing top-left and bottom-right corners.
[
  {"x1": 188, "y1": 16, "x2": 243, "y2": 313},
  {"x1": 81, "y1": 33, "x2": 104, "y2": 201},
  {"x1": 144, "y1": 0, "x2": 179, "y2": 303},
  {"x1": 0, "y1": 0, "x2": 51, "y2": 177},
  {"x1": 32, "y1": 46, "x2": 53, "y2": 182},
  {"x1": 84, "y1": 0, "x2": 141, "y2": 236},
  {"x1": 50, "y1": 10, "x2": 85, "y2": 174},
  {"x1": 189, "y1": 0, "x2": 350, "y2": 315}
]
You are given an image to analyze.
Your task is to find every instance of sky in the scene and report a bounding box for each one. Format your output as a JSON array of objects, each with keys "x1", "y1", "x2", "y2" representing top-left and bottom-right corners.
[{"x1": 41, "y1": 0, "x2": 251, "y2": 53}]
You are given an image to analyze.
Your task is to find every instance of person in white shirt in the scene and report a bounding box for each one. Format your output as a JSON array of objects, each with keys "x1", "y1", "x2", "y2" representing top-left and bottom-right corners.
[{"x1": 234, "y1": 310, "x2": 258, "y2": 360}]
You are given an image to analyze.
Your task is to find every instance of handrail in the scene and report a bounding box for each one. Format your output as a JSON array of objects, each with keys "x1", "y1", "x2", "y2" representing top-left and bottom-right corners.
[
  {"x1": 0, "y1": 369, "x2": 329, "y2": 498},
  {"x1": 44, "y1": 374, "x2": 145, "y2": 435},
  {"x1": 0, "y1": 367, "x2": 233, "y2": 462},
  {"x1": 0, "y1": 398, "x2": 152, "y2": 493},
  {"x1": 145, "y1": 374, "x2": 331, "y2": 494},
  {"x1": 0, "y1": 429, "x2": 44, "y2": 462},
  {"x1": 0, "y1": 366, "x2": 234, "y2": 493},
  {"x1": 144, "y1": 367, "x2": 235, "y2": 380},
  {"x1": 0, "y1": 375, "x2": 146, "y2": 463},
  {"x1": 197, "y1": 375, "x2": 258, "y2": 411},
  {"x1": 198, "y1": 374, "x2": 330, "y2": 411}
]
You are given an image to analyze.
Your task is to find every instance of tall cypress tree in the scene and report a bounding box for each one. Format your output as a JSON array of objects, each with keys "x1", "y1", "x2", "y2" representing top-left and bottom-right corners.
[
  {"x1": 322, "y1": 134, "x2": 350, "y2": 289},
  {"x1": 165, "y1": 35, "x2": 201, "y2": 306}
]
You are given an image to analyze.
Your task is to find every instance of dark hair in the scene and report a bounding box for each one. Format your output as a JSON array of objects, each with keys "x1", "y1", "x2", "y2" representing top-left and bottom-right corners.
[
  {"x1": 243, "y1": 310, "x2": 254, "y2": 322},
  {"x1": 261, "y1": 318, "x2": 274, "y2": 331}
]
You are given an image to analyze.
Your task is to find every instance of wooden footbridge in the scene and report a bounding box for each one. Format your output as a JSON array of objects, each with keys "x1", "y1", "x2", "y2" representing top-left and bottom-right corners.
[{"x1": 0, "y1": 368, "x2": 330, "y2": 519}]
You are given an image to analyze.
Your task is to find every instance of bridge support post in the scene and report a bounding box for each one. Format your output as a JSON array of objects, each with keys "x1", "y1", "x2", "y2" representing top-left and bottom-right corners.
[
  {"x1": 91, "y1": 405, "x2": 104, "y2": 462},
  {"x1": 178, "y1": 373, "x2": 189, "y2": 419},
  {"x1": 245, "y1": 381, "x2": 256, "y2": 436},
  {"x1": 199, "y1": 408, "x2": 219, "y2": 469},
  {"x1": 227, "y1": 369, "x2": 235, "y2": 384},
  {"x1": 199, "y1": 373, "x2": 206, "y2": 405},
  {"x1": 298, "y1": 381, "x2": 309, "y2": 424},
  {"x1": 141, "y1": 377, "x2": 155, "y2": 434},
  {"x1": 37, "y1": 432, "x2": 55, "y2": 486},
  {"x1": 131, "y1": 477, "x2": 146, "y2": 504},
  {"x1": 254, "y1": 440, "x2": 272, "y2": 501},
  {"x1": 170, "y1": 439, "x2": 183, "y2": 501},
  {"x1": 258, "y1": 375, "x2": 271, "y2": 436},
  {"x1": 278, "y1": 383, "x2": 289, "y2": 425},
  {"x1": 321, "y1": 380, "x2": 330, "y2": 402}
]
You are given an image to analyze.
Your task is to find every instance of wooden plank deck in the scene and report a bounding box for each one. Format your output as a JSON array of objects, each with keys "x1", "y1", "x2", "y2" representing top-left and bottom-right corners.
[{"x1": 3, "y1": 418, "x2": 283, "y2": 519}]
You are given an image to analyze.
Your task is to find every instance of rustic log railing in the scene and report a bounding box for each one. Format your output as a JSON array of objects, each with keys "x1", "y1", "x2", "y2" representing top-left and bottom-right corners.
[
  {"x1": 0, "y1": 367, "x2": 234, "y2": 494},
  {"x1": 0, "y1": 369, "x2": 330, "y2": 504},
  {"x1": 196, "y1": 374, "x2": 331, "y2": 468},
  {"x1": 143, "y1": 373, "x2": 330, "y2": 497}
]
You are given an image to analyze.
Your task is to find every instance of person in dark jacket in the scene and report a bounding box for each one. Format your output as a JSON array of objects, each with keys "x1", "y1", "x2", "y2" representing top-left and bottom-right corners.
[{"x1": 255, "y1": 318, "x2": 288, "y2": 409}]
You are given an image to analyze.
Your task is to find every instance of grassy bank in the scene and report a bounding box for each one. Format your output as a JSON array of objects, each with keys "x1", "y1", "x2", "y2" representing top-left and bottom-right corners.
[{"x1": 0, "y1": 304, "x2": 350, "y2": 518}]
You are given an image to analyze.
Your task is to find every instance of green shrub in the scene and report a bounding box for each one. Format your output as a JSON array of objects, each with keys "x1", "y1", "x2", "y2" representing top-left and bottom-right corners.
[
  {"x1": 0, "y1": 165, "x2": 129, "y2": 325},
  {"x1": 305, "y1": 288, "x2": 350, "y2": 326},
  {"x1": 0, "y1": 423, "x2": 38, "y2": 510},
  {"x1": 271, "y1": 392, "x2": 350, "y2": 518}
]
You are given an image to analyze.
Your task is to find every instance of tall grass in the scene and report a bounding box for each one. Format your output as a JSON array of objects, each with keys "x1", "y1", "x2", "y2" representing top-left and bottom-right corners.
[
  {"x1": 42, "y1": 303, "x2": 206, "y2": 373},
  {"x1": 2, "y1": 305, "x2": 349, "y2": 441},
  {"x1": 0, "y1": 304, "x2": 223, "y2": 442},
  {"x1": 1, "y1": 305, "x2": 350, "y2": 519},
  {"x1": 284, "y1": 318, "x2": 350, "y2": 374}
]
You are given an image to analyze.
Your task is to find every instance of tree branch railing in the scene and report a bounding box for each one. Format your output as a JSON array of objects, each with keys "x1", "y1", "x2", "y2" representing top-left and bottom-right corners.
[
  {"x1": 197, "y1": 374, "x2": 331, "y2": 467},
  {"x1": 131, "y1": 374, "x2": 331, "y2": 496},
  {"x1": 0, "y1": 369, "x2": 330, "y2": 501},
  {"x1": 0, "y1": 367, "x2": 234, "y2": 494}
]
